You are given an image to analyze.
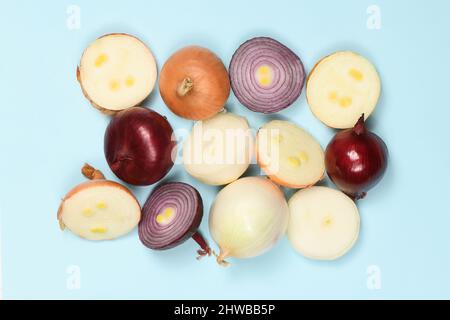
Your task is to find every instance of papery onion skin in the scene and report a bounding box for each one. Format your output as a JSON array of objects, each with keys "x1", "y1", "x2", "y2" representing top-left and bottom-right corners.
[
  {"x1": 209, "y1": 177, "x2": 289, "y2": 266},
  {"x1": 325, "y1": 115, "x2": 388, "y2": 199},
  {"x1": 159, "y1": 46, "x2": 230, "y2": 120},
  {"x1": 229, "y1": 37, "x2": 305, "y2": 113},
  {"x1": 138, "y1": 182, "x2": 203, "y2": 250},
  {"x1": 104, "y1": 107, "x2": 176, "y2": 186}
]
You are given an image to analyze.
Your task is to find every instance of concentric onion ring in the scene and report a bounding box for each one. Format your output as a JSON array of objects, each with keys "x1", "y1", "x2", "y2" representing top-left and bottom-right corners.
[
  {"x1": 138, "y1": 182, "x2": 211, "y2": 257},
  {"x1": 229, "y1": 37, "x2": 305, "y2": 113}
]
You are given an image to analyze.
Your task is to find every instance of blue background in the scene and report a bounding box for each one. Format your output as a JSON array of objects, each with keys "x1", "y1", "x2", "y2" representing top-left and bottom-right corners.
[{"x1": 1, "y1": 0, "x2": 449, "y2": 299}]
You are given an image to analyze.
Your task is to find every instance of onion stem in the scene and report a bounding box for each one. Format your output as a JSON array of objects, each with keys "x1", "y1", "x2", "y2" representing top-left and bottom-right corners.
[
  {"x1": 353, "y1": 114, "x2": 366, "y2": 136},
  {"x1": 192, "y1": 231, "x2": 212, "y2": 259},
  {"x1": 177, "y1": 77, "x2": 194, "y2": 97},
  {"x1": 352, "y1": 192, "x2": 367, "y2": 201},
  {"x1": 81, "y1": 163, "x2": 105, "y2": 180},
  {"x1": 216, "y1": 249, "x2": 230, "y2": 267}
]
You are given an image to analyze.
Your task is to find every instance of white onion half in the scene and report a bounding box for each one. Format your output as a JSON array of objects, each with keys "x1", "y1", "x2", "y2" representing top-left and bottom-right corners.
[
  {"x1": 58, "y1": 164, "x2": 141, "y2": 241},
  {"x1": 182, "y1": 112, "x2": 254, "y2": 185},
  {"x1": 209, "y1": 177, "x2": 289, "y2": 266},
  {"x1": 288, "y1": 186, "x2": 360, "y2": 260},
  {"x1": 78, "y1": 33, "x2": 157, "y2": 114},
  {"x1": 256, "y1": 120, "x2": 325, "y2": 188},
  {"x1": 307, "y1": 51, "x2": 381, "y2": 129}
]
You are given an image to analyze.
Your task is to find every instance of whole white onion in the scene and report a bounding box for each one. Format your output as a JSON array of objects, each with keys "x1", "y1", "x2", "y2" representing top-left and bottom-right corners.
[{"x1": 209, "y1": 177, "x2": 289, "y2": 266}]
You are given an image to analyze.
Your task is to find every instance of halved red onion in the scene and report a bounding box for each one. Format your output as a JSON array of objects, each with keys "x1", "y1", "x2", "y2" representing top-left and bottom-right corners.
[
  {"x1": 229, "y1": 37, "x2": 305, "y2": 113},
  {"x1": 138, "y1": 182, "x2": 211, "y2": 258}
]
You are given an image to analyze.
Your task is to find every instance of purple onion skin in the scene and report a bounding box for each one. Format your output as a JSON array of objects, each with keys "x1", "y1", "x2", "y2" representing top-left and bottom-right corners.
[
  {"x1": 229, "y1": 37, "x2": 305, "y2": 114},
  {"x1": 104, "y1": 107, "x2": 176, "y2": 186},
  {"x1": 325, "y1": 115, "x2": 388, "y2": 200},
  {"x1": 138, "y1": 182, "x2": 203, "y2": 250}
]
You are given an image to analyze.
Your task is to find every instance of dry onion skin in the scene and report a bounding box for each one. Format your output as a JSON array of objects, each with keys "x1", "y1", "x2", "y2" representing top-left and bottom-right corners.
[
  {"x1": 288, "y1": 186, "x2": 360, "y2": 260},
  {"x1": 306, "y1": 51, "x2": 381, "y2": 129},
  {"x1": 138, "y1": 182, "x2": 211, "y2": 259},
  {"x1": 159, "y1": 46, "x2": 230, "y2": 120},
  {"x1": 57, "y1": 164, "x2": 141, "y2": 240},
  {"x1": 182, "y1": 112, "x2": 254, "y2": 185},
  {"x1": 256, "y1": 120, "x2": 325, "y2": 188},
  {"x1": 77, "y1": 33, "x2": 157, "y2": 114},
  {"x1": 209, "y1": 177, "x2": 289, "y2": 266},
  {"x1": 229, "y1": 37, "x2": 305, "y2": 113}
]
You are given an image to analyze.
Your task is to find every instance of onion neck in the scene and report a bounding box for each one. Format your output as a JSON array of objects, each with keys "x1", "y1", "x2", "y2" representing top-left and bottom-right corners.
[
  {"x1": 192, "y1": 231, "x2": 212, "y2": 260},
  {"x1": 353, "y1": 191, "x2": 367, "y2": 201},
  {"x1": 81, "y1": 163, "x2": 105, "y2": 180},
  {"x1": 216, "y1": 248, "x2": 230, "y2": 267},
  {"x1": 353, "y1": 114, "x2": 366, "y2": 136},
  {"x1": 177, "y1": 77, "x2": 194, "y2": 97}
]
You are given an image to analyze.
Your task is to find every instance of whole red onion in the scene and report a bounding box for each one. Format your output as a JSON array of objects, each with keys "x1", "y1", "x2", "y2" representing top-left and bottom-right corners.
[
  {"x1": 325, "y1": 115, "x2": 388, "y2": 199},
  {"x1": 104, "y1": 107, "x2": 176, "y2": 186}
]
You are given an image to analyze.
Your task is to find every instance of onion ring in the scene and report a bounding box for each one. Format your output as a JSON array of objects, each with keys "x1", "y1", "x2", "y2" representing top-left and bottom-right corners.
[
  {"x1": 138, "y1": 182, "x2": 211, "y2": 258},
  {"x1": 229, "y1": 37, "x2": 305, "y2": 113}
]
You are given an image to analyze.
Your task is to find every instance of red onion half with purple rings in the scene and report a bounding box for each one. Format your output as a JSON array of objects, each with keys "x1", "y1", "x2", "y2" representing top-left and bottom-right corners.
[
  {"x1": 229, "y1": 37, "x2": 305, "y2": 113},
  {"x1": 138, "y1": 182, "x2": 211, "y2": 259}
]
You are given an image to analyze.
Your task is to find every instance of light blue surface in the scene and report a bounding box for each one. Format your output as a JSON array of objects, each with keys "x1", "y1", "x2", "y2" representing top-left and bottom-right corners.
[{"x1": 1, "y1": 0, "x2": 450, "y2": 300}]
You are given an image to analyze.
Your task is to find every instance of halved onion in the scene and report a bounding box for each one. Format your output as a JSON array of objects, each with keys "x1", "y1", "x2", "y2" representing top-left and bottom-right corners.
[
  {"x1": 229, "y1": 37, "x2": 305, "y2": 113},
  {"x1": 77, "y1": 33, "x2": 157, "y2": 114},
  {"x1": 138, "y1": 182, "x2": 211, "y2": 258},
  {"x1": 307, "y1": 51, "x2": 381, "y2": 128},
  {"x1": 256, "y1": 120, "x2": 325, "y2": 188},
  {"x1": 182, "y1": 112, "x2": 254, "y2": 186},
  {"x1": 288, "y1": 186, "x2": 360, "y2": 260},
  {"x1": 57, "y1": 164, "x2": 141, "y2": 240}
]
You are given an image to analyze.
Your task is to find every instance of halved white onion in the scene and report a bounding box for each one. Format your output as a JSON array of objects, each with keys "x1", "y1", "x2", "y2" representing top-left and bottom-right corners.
[
  {"x1": 288, "y1": 186, "x2": 360, "y2": 260},
  {"x1": 307, "y1": 51, "x2": 381, "y2": 129},
  {"x1": 256, "y1": 120, "x2": 325, "y2": 188},
  {"x1": 58, "y1": 164, "x2": 141, "y2": 240},
  {"x1": 78, "y1": 33, "x2": 157, "y2": 114},
  {"x1": 182, "y1": 112, "x2": 254, "y2": 186}
]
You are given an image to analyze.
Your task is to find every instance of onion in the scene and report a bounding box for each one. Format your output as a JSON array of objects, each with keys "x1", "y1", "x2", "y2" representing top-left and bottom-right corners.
[
  {"x1": 159, "y1": 46, "x2": 230, "y2": 120},
  {"x1": 104, "y1": 107, "x2": 176, "y2": 186},
  {"x1": 209, "y1": 177, "x2": 289, "y2": 266},
  {"x1": 57, "y1": 164, "x2": 141, "y2": 240},
  {"x1": 307, "y1": 51, "x2": 381, "y2": 129},
  {"x1": 182, "y1": 111, "x2": 254, "y2": 185},
  {"x1": 325, "y1": 114, "x2": 388, "y2": 199},
  {"x1": 229, "y1": 37, "x2": 305, "y2": 113},
  {"x1": 77, "y1": 33, "x2": 157, "y2": 115},
  {"x1": 138, "y1": 182, "x2": 211, "y2": 258},
  {"x1": 256, "y1": 120, "x2": 325, "y2": 188},
  {"x1": 288, "y1": 186, "x2": 360, "y2": 260}
]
